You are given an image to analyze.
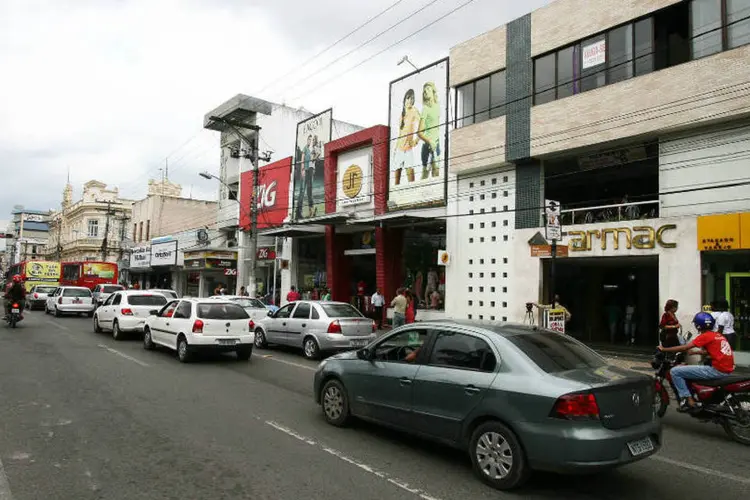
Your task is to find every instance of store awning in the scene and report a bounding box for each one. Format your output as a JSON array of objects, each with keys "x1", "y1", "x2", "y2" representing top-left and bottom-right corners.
[
  {"x1": 258, "y1": 224, "x2": 327, "y2": 238},
  {"x1": 356, "y1": 207, "x2": 448, "y2": 227},
  {"x1": 292, "y1": 213, "x2": 353, "y2": 225}
]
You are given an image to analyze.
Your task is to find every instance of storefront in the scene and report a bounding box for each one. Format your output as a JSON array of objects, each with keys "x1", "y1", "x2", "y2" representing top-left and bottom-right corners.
[
  {"x1": 697, "y1": 212, "x2": 750, "y2": 365},
  {"x1": 182, "y1": 249, "x2": 238, "y2": 297},
  {"x1": 512, "y1": 216, "x2": 701, "y2": 347}
]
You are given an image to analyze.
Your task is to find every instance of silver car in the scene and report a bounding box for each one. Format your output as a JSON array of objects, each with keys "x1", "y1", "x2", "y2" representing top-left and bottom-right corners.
[
  {"x1": 26, "y1": 285, "x2": 58, "y2": 310},
  {"x1": 92, "y1": 284, "x2": 125, "y2": 307},
  {"x1": 45, "y1": 286, "x2": 96, "y2": 317},
  {"x1": 208, "y1": 295, "x2": 268, "y2": 321},
  {"x1": 255, "y1": 301, "x2": 376, "y2": 360}
]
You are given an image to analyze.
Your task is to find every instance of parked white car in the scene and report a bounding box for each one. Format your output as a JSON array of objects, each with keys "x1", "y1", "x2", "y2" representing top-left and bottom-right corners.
[
  {"x1": 26, "y1": 285, "x2": 58, "y2": 310},
  {"x1": 208, "y1": 295, "x2": 268, "y2": 320},
  {"x1": 92, "y1": 283, "x2": 126, "y2": 307},
  {"x1": 147, "y1": 289, "x2": 179, "y2": 300},
  {"x1": 45, "y1": 286, "x2": 96, "y2": 317},
  {"x1": 94, "y1": 290, "x2": 169, "y2": 340},
  {"x1": 143, "y1": 298, "x2": 255, "y2": 362}
]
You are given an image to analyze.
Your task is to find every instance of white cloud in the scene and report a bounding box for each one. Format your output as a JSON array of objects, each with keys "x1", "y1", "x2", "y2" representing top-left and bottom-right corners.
[{"x1": 0, "y1": 0, "x2": 549, "y2": 215}]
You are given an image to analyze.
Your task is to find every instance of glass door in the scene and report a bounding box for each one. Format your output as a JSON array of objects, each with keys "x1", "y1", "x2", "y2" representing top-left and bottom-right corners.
[{"x1": 726, "y1": 273, "x2": 750, "y2": 353}]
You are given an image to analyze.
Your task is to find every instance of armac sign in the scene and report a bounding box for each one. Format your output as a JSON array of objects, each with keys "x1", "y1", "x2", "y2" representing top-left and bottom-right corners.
[{"x1": 569, "y1": 224, "x2": 677, "y2": 251}]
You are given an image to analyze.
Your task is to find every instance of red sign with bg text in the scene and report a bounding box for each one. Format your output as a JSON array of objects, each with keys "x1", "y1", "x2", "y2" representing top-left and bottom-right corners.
[{"x1": 240, "y1": 157, "x2": 292, "y2": 230}]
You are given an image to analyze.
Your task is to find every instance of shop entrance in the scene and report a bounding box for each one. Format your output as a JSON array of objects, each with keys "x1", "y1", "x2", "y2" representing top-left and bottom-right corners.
[
  {"x1": 543, "y1": 256, "x2": 659, "y2": 346},
  {"x1": 347, "y1": 251, "x2": 377, "y2": 314}
]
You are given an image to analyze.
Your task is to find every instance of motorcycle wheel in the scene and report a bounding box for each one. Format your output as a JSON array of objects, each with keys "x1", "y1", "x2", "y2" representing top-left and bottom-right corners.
[
  {"x1": 9, "y1": 315, "x2": 16, "y2": 329},
  {"x1": 721, "y1": 394, "x2": 750, "y2": 445},
  {"x1": 655, "y1": 385, "x2": 670, "y2": 418}
]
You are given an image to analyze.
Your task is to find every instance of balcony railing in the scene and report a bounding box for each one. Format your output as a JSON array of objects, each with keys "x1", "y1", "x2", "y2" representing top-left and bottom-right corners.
[{"x1": 560, "y1": 200, "x2": 659, "y2": 226}]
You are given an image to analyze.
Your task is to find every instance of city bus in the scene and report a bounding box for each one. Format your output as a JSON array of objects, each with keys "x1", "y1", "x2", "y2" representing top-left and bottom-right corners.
[
  {"x1": 6, "y1": 260, "x2": 61, "y2": 292},
  {"x1": 60, "y1": 261, "x2": 119, "y2": 290}
]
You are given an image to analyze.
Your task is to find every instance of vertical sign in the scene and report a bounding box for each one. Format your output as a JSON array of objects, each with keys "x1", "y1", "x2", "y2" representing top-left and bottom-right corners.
[
  {"x1": 545, "y1": 199, "x2": 561, "y2": 241},
  {"x1": 292, "y1": 109, "x2": 332, "y2": 220}
]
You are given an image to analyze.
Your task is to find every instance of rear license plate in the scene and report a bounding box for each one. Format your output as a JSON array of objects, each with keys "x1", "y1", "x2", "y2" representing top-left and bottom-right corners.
[
  {"x1": 73, "y1": 299, "x2": 81, "y2": 304},
  {"x1": 350, "y1": 340, "x2": 368, "y2": 348},
  {"x1": 11, "y1": 308, "x2": 20, "y2": 314},
  {"x1": 627, "y1": 437, "x2": 654, "y2": 457},
  {"x1": 218, "y1": 339, "x2": 239, "y2": 346}
]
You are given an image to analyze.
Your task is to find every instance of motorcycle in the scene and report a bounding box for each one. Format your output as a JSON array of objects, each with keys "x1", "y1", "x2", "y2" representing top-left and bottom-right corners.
[
  {"x1": 4, "y1": 302, "x2": 23, "y2": 328},
  {"x1": 652, "y1": 347, "x2": 750, "y2": 445}
]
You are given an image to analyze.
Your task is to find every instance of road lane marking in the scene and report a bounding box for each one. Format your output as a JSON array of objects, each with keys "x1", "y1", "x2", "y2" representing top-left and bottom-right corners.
[
  {"x1": 265, "y1": 421, "x2": 444, "y2": 500},
  {"x1": 650, "y1": 455, "x2": 750, "y2": 485},
  {"x1": 0, "y1": 457, "x2": 14, "y2": 500},
  {"x1": 260, "y1": 354, "x2": 316, "y2": 371},
  {"x1": 97, "y1": 345, "x2": 150, "y2": 367}
]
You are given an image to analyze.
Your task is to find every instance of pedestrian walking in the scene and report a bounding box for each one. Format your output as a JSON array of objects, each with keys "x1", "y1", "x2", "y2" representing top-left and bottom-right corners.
[
  {"x1": 286, "y1": 286, "x2": 301, "y2": 303},
  {"x1": 715, "y1": 299, "x2": 737, "y2": 350},
  {"x1": 371, "y1": 288, "x2": 385, "y2": 329},
  {"x1": 405, "y1": 290, "x2": 416, "y2": 324},
  {"x1": 391, "y1": 288, "x2": 407, "y2": 328},
  {"x1": 659, "y1": 299, "x2": 681, "y2": 347}
]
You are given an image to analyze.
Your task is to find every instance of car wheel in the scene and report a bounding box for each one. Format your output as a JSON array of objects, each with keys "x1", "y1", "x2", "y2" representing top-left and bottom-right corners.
[
  {"x1": 321, "y1": 379, "x2": 350, "y2": 427},
  {"x1": 177, "y1": 335, "x2": 191, "y2": 363},
  {"x1": 87, "y1": 311, "x2": 94, "y2": 318},
  {"x1": 143, "y1": 327, "x2": 155, "y2": 350},
  {"x1": 236, "y1": 346, "x2": 253, "y2": 361},
  {"x1": 44, "y1": 305, "x2": 49, "y2": 315},
  {"x1": 303, "y1": 336, "x2": 320, "y2": 360},
  {"x1": 112, "y1": 321, "x2": 123, "y2": 341},
  {"x1": 93, "y1": 315, "x2": 102, "y2": 333},
  {"x1": 469, "y1": 421, "x2": 530, "y2": 491},
  {"x1": 254, "y1": 328, "x2": 267, "y2": 348},
  {"x1": 54, "y1": 307, "x2": 61, "y2": 318}
]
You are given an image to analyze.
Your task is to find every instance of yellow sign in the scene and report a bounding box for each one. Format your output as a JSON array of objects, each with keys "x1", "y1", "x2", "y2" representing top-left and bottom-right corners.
[
  {"x1": 83, "y1": 262, "x2": 116, "y2": 279},
  {"x1": 569, "y1": 224, "x2": 676, "y2": 251},
  {"x1": 697, "y1": 212, "x2": 750, "y2": 251},
  {"x1": 24, "y1": 261, "x2": 60, "y2": 281},
  {"x1": 342, "y1": 164, "x2": 363, "y2": 199}
]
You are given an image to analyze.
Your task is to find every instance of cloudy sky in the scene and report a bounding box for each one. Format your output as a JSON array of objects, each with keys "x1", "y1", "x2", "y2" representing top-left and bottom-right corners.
[{"x1": 0, "y1": 0, "x2": 549, "y2": 216}]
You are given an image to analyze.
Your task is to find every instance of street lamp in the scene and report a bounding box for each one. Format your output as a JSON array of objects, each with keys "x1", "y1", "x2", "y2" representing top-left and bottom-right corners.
[{"x1": 397, "y1": 55, "x2": 419, "y2": 71}]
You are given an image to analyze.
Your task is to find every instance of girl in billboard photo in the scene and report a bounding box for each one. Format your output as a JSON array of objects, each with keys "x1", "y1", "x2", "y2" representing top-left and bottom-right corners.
[
  {"x1": 296, "y1": 134, "x2": 316, "y2": 219},
  {"x1": 417, "y1": 81, "x2": 441, "y2": 180},
  {"x1": 392, "y1": 89, "x2": 421, "y2": 186}
]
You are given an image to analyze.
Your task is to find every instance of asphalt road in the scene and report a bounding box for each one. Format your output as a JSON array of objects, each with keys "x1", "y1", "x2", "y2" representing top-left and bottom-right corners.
[{"x1": 1, "y1": 307, "x2": 749, "y2": 500}]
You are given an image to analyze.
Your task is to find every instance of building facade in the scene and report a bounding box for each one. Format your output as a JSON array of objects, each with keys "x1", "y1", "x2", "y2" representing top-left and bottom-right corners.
[
  {"x1": 446, "y1": 0, "x2": 750, "y2": 364},
  {"x1": 46, "y1": 180, "x2": 133, "y2": 264},
  {"x1": 7, "y1": 208, "x2": 51, "y2": 264}
]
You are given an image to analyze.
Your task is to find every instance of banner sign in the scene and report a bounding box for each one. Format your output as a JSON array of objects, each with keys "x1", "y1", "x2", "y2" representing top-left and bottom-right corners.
[
  {"x1": 292, "y1": 109, "x2": 332, "y2": 220},
  {"x1": 151, "y1": 240, "x2": 178, "y2": 266}
]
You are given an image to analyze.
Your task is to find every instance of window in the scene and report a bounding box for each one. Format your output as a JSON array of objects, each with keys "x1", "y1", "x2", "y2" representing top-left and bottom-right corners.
[
  {"x1": 87, "y1": 219, "x2": 99, "y2": 238},
  {"x1": 506, "y1": 331, "x2": 606, "y2": 373},
  {"x1": 132, "y1": 224, "x2": 137, "y2": 241},
  {"x1": 728, "y1": 0, "x2": 750, "y2": 48},
  {"x1": 428, "y1": 331, "x2": 497, "y2": 372},
  {"x1": 160, "y1": 301, "x2": 178, "y2": 318},
  {"x1": 62, "y1": 264, "x2": 80, "y2": 281},
  {"x1": 174, "y1": 301, "x2": 192, "y2": 319},
  {"x1": 580, "y1": 34, "x2": 607, "y2": 91},
  {"x1": 311, "y1": 306, "x2": 320, "y2": 320},
  {"x1": 275, "y1": 303, "x2": 295, "y2": 319},
  {"x1": 634, "y1": 18, "x2": 654, "y2": 76},
  {"x1": 293, "y1": 302, "x2": 311, "y2": 319},
  {"x1": 138, "y1": 222, "x2": 143, "y2": 242},
  {"x1": 556, "y1": 45, "x2": 578, "y2": 99},
  {"x1": 373, "y1": 329, "x2": 427, "y2": 363},
  {"x1": 231, "y1": 298, "x2": 265, "y2": 309},
  {"x1": 63, "y1": 288, "x2": 91, "y2": 298},
  {"x1": 104, "y1": 294, "x2": 116, "y2": 306},
  {"x1": 146, "y1": 220, "x2": 151, "y2": 241},
  {"x1": 608, "y1": 24, "x2": 634, "y2": 84},
  {"x1": 128, "y1": 295, "x2": 168, "y2": 307},
  {"x1": 197, "y1": 303, "x2": 248, "y2": 319},
  {"x1": 102, "y1": 285, "x2": 124, "y2": 294},
  {"x1": 321, "y1": 303, "x2": 364, "y2": 318},
  {"x1": 692, "y1": 0, "x2": 723, "y2": 58},
  {"x1": 534, "y1": 53, "x2": 556, "y2": 105},
  {"x1": 455, "y1": 69, "x2": 506, "y2": 128}
]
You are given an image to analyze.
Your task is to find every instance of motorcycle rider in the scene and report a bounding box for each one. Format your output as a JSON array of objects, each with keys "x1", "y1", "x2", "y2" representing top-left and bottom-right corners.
[
  {"x1": 4, "y1": 274, "x2": 26, "y2": 319},
  {"x1": 658, "y1": 311, "x2": 735, "y2": 412}
]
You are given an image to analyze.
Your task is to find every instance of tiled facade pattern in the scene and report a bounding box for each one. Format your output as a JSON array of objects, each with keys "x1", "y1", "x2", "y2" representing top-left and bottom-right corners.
[{"x1": 449, "y1": 25, "x2": 507, "y2": 87}]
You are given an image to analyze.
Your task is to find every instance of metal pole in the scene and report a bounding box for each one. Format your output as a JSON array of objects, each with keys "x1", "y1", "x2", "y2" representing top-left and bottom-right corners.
[
  {"x1": 549, "y1": 239, "x2": 557, "y2": 308},
  {"x1": 247, "y1": 139, "x2": 260, "y2": 299},
  {"x1": 272, "y1": 236, "x2": 278, "y2": 305}
]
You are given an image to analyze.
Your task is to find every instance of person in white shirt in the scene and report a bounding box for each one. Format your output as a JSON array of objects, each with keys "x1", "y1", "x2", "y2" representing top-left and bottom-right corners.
[
  {"x1": 716, "y1": 299, "x2": 737, "y2": 350},
  {"x1": 371, "y1": 289, "x2": 385, "y2": 330}
]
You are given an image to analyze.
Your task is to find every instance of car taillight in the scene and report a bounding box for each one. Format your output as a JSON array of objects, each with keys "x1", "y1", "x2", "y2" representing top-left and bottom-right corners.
[
  {"x1": 58, "y1": 297, "x2": 63, "y2": 304},
  {"x1": 372, "y1": 320, "x2": 377, "y2": 333},
  {"x1": 34, "y1": 293, "x2": 39, "y2": 299},
  {"x1": 551, "y1": 393, "x2": 600, "y2": 420},
  {"x1": 327, "y1": 320, "x2": 342, "y2": 334},
  {"x1": 248, "y1": 320, "x2": 255, "y2": 330},
  {"x1": 192, "y1": 320, "x2": 204, "y2": 334},
  {"x1": 120, "y1": 308, "x2": 133, "y2": 316}
]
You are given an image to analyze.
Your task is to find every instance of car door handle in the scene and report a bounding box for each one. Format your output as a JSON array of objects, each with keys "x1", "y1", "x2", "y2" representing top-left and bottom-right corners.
[
  {"x1": 399, "y1": 377, "x2": 412, "y2": 386},
  {"x1": 282, "y1": 322, "x2": 287, "y2": 326},
  {"x1": 465, "y1": 385, "x2": 481, "y2": 395},
  {"x1": 302, "y1": 323, "x2": 306, "y2": 328},
  {"x1": 165, "y1": 322, "x2": 170, "y2": 326}
]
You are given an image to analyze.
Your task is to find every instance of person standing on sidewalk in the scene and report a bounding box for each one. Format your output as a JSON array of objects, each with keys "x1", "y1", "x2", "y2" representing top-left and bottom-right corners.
[
  {"x1": 371, "y1": 288, "x2": 385, "y2": 329},
  {"x1": 391, "y1": 288, "x2": 407, "y2": 328},
  {"x1": 659, "y1": 299, "x2": 681, "y2": 347},
  {"x1": 716, "y1": 299, "x2": 737, "y2": 350}
]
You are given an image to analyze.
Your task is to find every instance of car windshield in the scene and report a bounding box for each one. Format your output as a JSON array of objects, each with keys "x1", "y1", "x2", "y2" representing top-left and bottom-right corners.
[
  {"x1": 321, "y1": 304, "x2": 363, "y2": 318},
  {"x1": 35, "y1": 286, "x2": 56, "y2": 294},
  {"x1": 102, "y1": 285, "x2": 124, "y2": 293},
  {"x1": 231, "y1": 298, "x2": 265, "y2": 309},
  {"x1": 63, "y1": 288, "x2": 92, "y2": 298},
  {"x1": 507, "y1": 331, "x2": 607, "y2": 373},
  {"x1": 155, "y1": 290, "x2": 178, "y2": 299},
  {"x1": 128, "y1": 295, "x2": 168, "y2": 306},
  {"x1": 197, "y1": 303, "x2": 250, "y2": 320}
]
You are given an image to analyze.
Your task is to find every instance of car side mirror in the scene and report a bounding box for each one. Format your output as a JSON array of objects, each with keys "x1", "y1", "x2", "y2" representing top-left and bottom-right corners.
[
  {"x1": 267, "y1": 310, "x2": 273, "y2": 317},
  {"x1": 356, "y1": 348, "x2": 372, "y2": 361},
  {"x1": 149, "y1": 310, "x2": 159, "y2": 316}
]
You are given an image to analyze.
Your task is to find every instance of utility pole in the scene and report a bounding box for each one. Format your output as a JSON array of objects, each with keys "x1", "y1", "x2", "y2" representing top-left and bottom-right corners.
[{"x1": 98, "y1": 200, "x2": 118, "y2": 262}]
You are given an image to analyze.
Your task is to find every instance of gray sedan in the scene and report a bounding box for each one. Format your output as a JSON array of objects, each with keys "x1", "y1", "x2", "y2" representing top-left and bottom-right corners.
[
  {"x1": 255, "y1": 301, "x2": 376, "y2": 359},
  {"x1": 313, "y1": 320, "x2": 661, "y2": 490}
]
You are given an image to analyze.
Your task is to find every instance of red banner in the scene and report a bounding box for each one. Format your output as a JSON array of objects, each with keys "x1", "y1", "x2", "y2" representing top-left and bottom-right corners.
[{"x1": 240, "y1": 157, "x2": 292, "y2": 230}]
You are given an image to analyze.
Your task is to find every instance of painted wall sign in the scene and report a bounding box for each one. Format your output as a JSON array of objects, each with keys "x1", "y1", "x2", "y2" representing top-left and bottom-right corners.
[{"x1": 569, "y1": 224, "x2": 677, "y2": 251}]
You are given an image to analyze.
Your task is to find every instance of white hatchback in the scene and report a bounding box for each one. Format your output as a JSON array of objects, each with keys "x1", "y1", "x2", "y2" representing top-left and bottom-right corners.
[
  {"x1": 208, "y1": 295, "x2": 268, "y2": 321},
  {"x1": 143, "y1": 298, "x2": 255, "y2": 363},
  {"x1": 46, "y1": 286, "x2": 96, "y2": 317},
  {"x1": 94, "y1": 290, "x2": 169, "y2": 340}
]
